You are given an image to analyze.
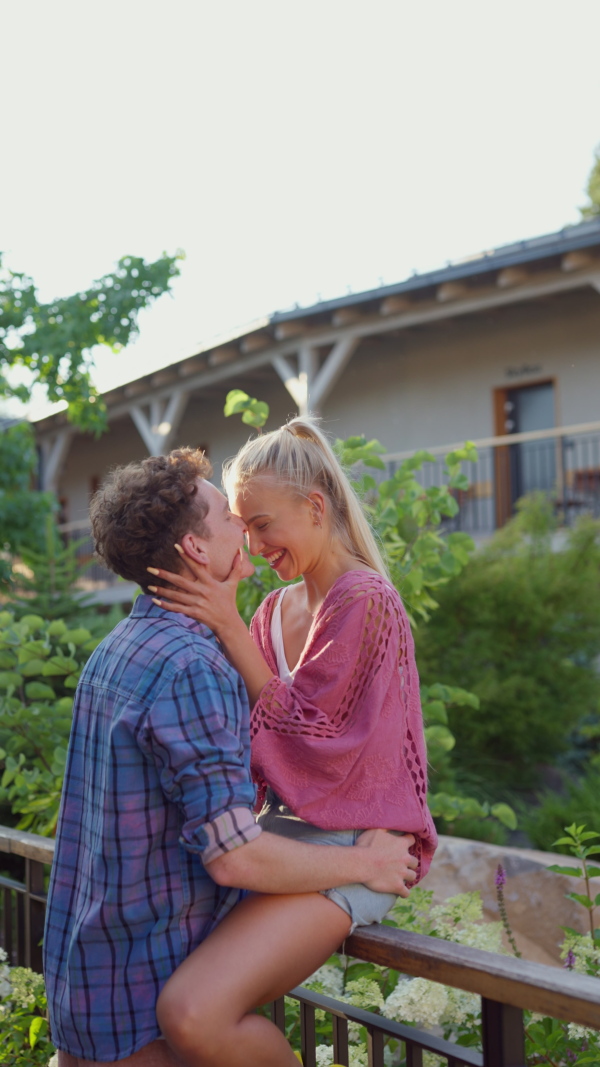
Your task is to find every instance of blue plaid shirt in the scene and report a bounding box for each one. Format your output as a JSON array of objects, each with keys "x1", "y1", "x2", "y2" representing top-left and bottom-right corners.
[{"x1": 43, "y1": 596, "x2": 261, "y2": 1061}]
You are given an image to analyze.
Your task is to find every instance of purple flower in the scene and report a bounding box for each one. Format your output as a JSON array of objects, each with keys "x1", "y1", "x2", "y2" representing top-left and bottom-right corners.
[
  {"x1": 495, "y1": 864, "x2": 506, "y2": 888},
  {"x1": 566, "y1": 1050, "x2": 577, "y2": 1062},
  {"x1": 564, "y1": 948, "x2": 576, "y2": 970}
]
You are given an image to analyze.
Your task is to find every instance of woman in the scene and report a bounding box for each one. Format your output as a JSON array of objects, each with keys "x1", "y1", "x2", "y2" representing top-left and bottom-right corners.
[{"x1": 151, "y1": 418, "x2": 437, "y2": 1067}]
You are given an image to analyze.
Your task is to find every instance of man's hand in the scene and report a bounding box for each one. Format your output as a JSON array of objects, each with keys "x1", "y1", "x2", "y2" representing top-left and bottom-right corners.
[{"x1": 356, "y1": 830, "x2": 418, "y2": 898}]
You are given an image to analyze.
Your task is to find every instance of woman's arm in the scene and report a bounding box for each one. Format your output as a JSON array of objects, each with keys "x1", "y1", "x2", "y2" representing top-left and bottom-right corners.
[{"x1": 148, "y1": 548, "x2": 275, "y2": 705}]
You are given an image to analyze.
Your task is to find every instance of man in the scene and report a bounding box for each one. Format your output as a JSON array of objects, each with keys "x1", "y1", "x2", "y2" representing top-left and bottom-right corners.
[{"x1": 44, "y1": 448, "x2": 416, "y2": 1066}]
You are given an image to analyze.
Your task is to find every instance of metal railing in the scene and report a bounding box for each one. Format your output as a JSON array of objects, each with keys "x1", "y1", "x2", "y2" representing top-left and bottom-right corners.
[
  {"x1": 383, "y1": 419, "x2": 600, "y2": 536},
  {"x1": 1, "y1": 824, "x2": 599, "y2": 1066},
  {"x1": 0, "y1": 825, "x2": 54, "y2": 973}
]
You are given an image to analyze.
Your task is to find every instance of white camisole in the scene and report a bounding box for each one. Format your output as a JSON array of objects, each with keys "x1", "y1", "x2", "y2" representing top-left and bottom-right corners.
[{"x1": 270, "y1": 587, "x2": 296, "y2": 688}]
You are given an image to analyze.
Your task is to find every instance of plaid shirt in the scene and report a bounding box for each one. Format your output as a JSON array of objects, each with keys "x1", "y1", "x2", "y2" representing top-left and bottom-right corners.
[{"x1": 43, "y1": 596, "x2": 261, "y2": 1061}]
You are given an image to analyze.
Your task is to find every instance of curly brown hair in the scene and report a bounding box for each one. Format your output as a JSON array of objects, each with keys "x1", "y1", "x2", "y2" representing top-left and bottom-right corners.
[{"x1": 90, "y1": 449, "x2": 213, "y2": 592}]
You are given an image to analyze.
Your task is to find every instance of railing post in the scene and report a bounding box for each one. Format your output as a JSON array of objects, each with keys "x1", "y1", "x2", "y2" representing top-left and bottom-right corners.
[
  {"x1": 405, "y1": 1040, "x2": 423, "y2": 1066},
  {"x1": 300, "y1": 1001, "x2": 316, "y2": 1067},
  {"x1": 25, "y1": 858, "x2": 45, "y2": 972},
  {"x1": 366, "y1": 1026, "x2": 385, "y2": 1066},
  {"x1": 481, "y1": 998, "x2": 526, "y2": 1067},
  {"x1": 332, "y1": 1015, "x2": 349, "y2": 1065},
  {"x1": 269, "y1": 996, "x2": 286, "y2": 1034}
]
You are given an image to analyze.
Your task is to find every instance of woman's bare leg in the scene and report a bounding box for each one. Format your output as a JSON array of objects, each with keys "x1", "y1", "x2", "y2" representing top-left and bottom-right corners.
[{"x1": 157, "y1": 892, "x2": 351, "y2": 1067}]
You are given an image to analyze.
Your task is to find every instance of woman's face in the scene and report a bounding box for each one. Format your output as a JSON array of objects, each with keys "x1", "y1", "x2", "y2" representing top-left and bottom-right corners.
[{"x1": 231, "y1": 478, "x2": 324, "y2": 581}]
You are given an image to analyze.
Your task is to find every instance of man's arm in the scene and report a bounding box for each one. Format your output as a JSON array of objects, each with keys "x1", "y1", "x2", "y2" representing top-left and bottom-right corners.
[
  {"x1": 147, "y1": 651, "x2": 417, "y2": 898},
  {"x1": 206, "y1": 828, "x2": 418, "y2": 898}
]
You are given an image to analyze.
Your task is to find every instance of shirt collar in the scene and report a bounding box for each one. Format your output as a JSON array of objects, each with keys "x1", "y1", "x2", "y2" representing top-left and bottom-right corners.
[{"x1": 131, "y1": 594, "x2": 217, "y2": 644}]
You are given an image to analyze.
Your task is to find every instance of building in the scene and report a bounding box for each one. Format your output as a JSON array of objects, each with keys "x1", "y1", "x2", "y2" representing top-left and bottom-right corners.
[{"x1": 34, "y1": 218, "x2": 600, "y2": 593}]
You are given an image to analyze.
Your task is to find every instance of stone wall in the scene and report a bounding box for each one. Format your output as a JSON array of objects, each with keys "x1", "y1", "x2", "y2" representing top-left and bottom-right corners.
[{"x1": 421, "y1": 835, "x2": 600, "y2": 967}]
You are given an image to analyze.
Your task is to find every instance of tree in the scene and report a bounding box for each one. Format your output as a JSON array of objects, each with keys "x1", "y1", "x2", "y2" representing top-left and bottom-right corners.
[
  {"x1": 581, "y1": 143, "x2": 600, "y2": 219},
  {"x1": 0, "y1": 251, "x2": 182, "y2": 586},
  {"x1": 0, "y1": 250, "x2": 182, "y2": 433}
]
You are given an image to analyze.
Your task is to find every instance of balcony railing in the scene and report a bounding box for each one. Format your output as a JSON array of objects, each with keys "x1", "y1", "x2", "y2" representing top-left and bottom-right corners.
[
  {"x1": 1, "y1": 824, "x2": 599, "y2": 1066},
  {"x1": 384, "y1": 419, "x2": 600, "y2": 537}
]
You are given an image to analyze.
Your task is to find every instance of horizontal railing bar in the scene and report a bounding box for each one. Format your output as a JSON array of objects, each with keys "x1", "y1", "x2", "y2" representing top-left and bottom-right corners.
[
  {"x1": 347, "y1": 927, "x2": 600, "y2": 1030},
  {"x1": 383, "y1": 419, "x2": 600, "y2": 462},
  {"x1": 0, "y1": 874, "x2": 26, "y2": 893},
  {"x1": 0, "y1": 827, "x2": 55, "y2": 864},
  {"x1": 288, "y1": 986, "x2": 483, "y2": 1065}
]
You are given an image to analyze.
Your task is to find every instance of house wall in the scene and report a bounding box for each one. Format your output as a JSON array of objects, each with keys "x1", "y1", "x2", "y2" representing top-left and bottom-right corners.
[
  {"x1": 52, "y1": 287, "x2": 600, "y2": 521},
  {"x1": 320, "y1": 288, "x2": 600, "y2": 453}
]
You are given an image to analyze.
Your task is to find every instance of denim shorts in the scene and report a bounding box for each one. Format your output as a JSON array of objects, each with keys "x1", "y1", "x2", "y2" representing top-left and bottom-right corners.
[{"x1": 257, "y1": 789, "x2": 398, "y2": 934}]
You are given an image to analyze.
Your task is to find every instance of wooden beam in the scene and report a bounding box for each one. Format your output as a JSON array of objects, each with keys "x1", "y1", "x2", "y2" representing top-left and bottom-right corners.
[
  {"x1": 130, "y1": 386, "x2": 189, "y2": 455},
  {"x1": 271, "y1": 354, "x2": 306, "y2": 410},
  {"x1": 39, "y1": 429, "x2": 73, "y2": 493},
  {"x1": 437, "y1": 281, "x2": 469, "y2": 302},
  {"x1": 274, "y1": 321, "x2": 305, "y2": 340},
  {"x1": 310, "y1": 336, "x2": 359, "y2": 410},
  {"x1": 497, "y1": 267, "x2": 529, "y2": 288},
  {"x1": 380, "y1": 295, "x2": 412, "y2": 315},
  {"x1": 561, "y1": 250, "x2": 595, "y2": 272}
]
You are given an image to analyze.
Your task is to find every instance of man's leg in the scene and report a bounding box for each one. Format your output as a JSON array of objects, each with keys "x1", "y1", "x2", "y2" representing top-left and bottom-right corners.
[
  {"x1": 57, "y1": 1038, "x2": 183, "y2": 1066},
  {"x1": 157, "y1": 891, "x2": 351, "y2": 1067}
]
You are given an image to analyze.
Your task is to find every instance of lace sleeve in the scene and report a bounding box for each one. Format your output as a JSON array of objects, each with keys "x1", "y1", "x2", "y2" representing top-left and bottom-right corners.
[{"x1": 250, "y1": 575, "x2": 404, "y2": 741}]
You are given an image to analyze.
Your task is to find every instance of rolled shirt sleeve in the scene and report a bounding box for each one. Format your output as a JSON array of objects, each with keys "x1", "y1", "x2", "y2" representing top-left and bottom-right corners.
[{"x1": 145, "y1": 656, "x2": 262, "y2": 863}]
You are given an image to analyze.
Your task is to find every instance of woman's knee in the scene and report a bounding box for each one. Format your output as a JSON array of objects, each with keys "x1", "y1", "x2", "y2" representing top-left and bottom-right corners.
[{"x1": 157, "y1": 977, "x2": 225, "y2": 1062}]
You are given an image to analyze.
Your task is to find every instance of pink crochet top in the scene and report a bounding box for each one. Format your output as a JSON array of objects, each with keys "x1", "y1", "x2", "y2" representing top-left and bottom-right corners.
[{"x1": 249, "y1": 570, "x2": 438, "y2": 878}]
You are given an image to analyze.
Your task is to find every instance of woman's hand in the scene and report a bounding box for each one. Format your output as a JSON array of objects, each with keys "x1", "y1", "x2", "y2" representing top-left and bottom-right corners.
[{"x1": 148, "y1": 546, "x2": 250, "y2": 637}]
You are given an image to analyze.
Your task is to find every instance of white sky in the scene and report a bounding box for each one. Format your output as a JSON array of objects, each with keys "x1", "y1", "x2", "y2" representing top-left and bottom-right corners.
[{"x1": 2, "y1": 0, "x2": 599, "y2": 419}]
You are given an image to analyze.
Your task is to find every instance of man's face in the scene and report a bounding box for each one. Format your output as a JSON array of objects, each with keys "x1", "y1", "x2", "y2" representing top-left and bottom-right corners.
[{"x1": 183, "y1": 479, "x2": 248, "y2": 582}]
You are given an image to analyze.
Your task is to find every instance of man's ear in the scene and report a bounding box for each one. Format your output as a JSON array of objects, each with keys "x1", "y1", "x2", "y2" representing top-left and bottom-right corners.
[{"x1": 180, "y1": 531, "x2": 210, "y2": 566}]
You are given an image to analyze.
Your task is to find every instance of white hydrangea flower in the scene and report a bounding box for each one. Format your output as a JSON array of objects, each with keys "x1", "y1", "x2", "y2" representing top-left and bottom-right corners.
[
  {"x1": 451, "y1": 921, "x2": 504, "y2": 954},
  {"x1": 384, "y1": 977, "x2": 448, "y2": 1029},
  {"x1": 430, "y1": 893, "x2": 483, "y2": 933},
  {"x1": 342, "y1": 977, "x2": 385, "y2": 1012},
  {"x1": 306, "y1": 964, "x2": 345, "y2": 999},
  {"x1": 315, "y1": 1045, "x2": 333, "y2": 1067},
  {"x1": 423, "y1": 1054, "x2": 445, "y2": 1067},
  {"x1": 560, "y1": 932, "x2": 600, "y2": 976},
  {"x1": 349, "y1": 1044, "x2": 369, "y2": 1067},
  {"x1": 8, "y1": 967, "x2": 45, "y2": 1009},
  {"x1": 444, "y1": 986, "x2": 480, "y2": 1026},
  {"x1": 567, "y1": 1022, "x2": 597, "y2": 1042}
]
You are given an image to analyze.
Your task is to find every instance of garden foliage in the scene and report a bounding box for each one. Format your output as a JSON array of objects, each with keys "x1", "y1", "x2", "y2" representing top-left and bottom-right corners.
[
  {"x1": 254, "y1": 828, "x2": 600, "y2": 1065},
  {"x1": 0, "y1": 251, "x2": 182, "y2": 432},
  {"x1": 0, "y1": 610, "x2": 101, "y2": 834},
  {"x1": 416, "y1": 495, "x2": 600, "y2": 793}
]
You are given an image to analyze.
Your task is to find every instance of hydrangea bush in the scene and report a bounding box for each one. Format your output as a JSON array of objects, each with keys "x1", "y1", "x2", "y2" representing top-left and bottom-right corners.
[{"x1": 271, "y1": 832, "x2": 600, "y2": 1067}]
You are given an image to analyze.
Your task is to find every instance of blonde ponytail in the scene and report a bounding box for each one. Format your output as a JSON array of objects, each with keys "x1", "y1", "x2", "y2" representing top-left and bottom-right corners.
[{"x1": 223, "y1": 417, "x2": 389, "y2": 579}]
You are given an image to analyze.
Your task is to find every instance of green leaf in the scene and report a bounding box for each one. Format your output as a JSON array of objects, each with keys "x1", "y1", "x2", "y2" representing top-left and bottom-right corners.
[
  {"x1": 224, "y1": 389, "x2": 252, "y2": 416},
  {"x1": 424, "y1": 724, "x2": 456, "y2": 752},
  {"x1": 60, "y1": 628, "x2": 92, "y2": 646},
  {"x1": 422, "y1": 700, "x2": 448, "y2": 725},
  {"x1": 491, "y1": 803, "x2": 518, "y2": 830},
  {"x1": 0, "y1": 670, "x2": 23, "y2": 689},
  {"x1": 24, "y1": 680, "x2": 56, "y2": 701},
  {"x1": 28, "y1": 1014, "x2": 46, "y2": 1048},
  {"x1": 42, "y1": 655, "x2": 78, "y2": 676},
  {"x1": 21, "y1": 658, "x2": 49, "y2": 677},
  {"x1": 546, "y1": 865, "x2": 583, "y2": 877},
  {"x1": 565, "y1": 892, "x2": 594, "y2": 909},
  {"x1": 586, "y1": 866, "x2": 600, "y2": 878}
]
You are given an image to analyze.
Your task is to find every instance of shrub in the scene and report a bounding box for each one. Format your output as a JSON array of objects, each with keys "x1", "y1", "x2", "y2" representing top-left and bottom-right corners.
[
  {"x1": 416, "y1": 499, "x2": 600, "y2": 792},
  {"x1": 521, "y1": 768, "x2": 600, "y2": 854},
  {"x1": 0, "y1": 611, "x2": 101, "y2": 835}
]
